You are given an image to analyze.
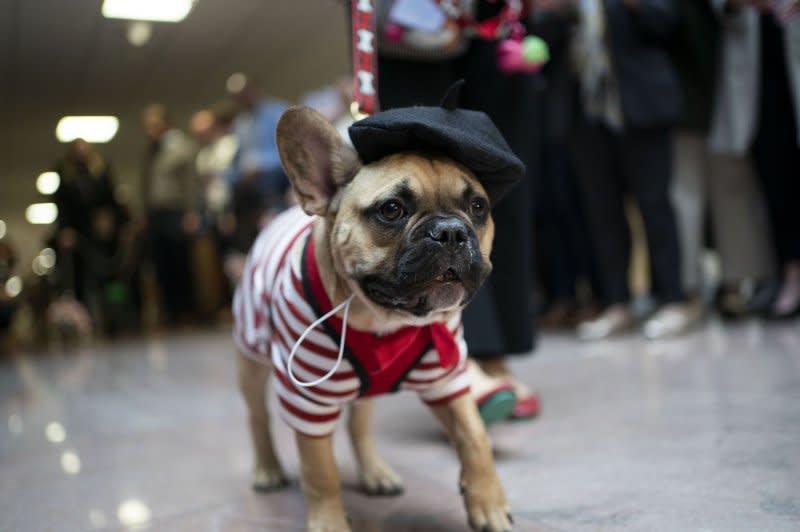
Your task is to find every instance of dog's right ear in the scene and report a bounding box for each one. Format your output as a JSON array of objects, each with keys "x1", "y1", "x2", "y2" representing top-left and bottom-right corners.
[{"x1": 277, "y1": 106, "x2": 361, "y2": 217}]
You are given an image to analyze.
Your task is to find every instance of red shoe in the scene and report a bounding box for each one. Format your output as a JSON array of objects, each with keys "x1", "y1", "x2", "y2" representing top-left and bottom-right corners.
[{"x1": 510, "y1": 391, "x2": 541, "y2": 420}]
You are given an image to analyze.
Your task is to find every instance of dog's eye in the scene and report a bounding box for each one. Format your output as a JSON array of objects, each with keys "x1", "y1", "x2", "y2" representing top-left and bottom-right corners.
[
  {"x1": 379, "y1": 200, "x2": 405, "y2": 222},
  {"x1": 470, "y1": 197, "x2": 488, "y2": 217}
]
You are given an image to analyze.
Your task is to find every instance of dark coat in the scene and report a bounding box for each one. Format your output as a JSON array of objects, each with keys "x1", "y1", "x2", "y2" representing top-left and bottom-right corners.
[
  {"x1": 604, "y1": 0, "x2": 683, "y2": 130},
  {"x1": 668, "y1": 0, "x2": 720, "y2": 132}
]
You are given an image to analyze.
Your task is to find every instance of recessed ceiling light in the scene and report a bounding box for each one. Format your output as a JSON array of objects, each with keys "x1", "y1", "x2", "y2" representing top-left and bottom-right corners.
[
  {"x1": 102, "y1": 0, "x2": 195, "y2": 22},
  {"x1": 25, "y1": 203, "x2": 59, "y2": 225},
  {"x1": 36, "y1": 171, "x2": 61, "y2": 195},
  {"x1": 56, "y1": 116, "x2": 119, "y2": 143}
]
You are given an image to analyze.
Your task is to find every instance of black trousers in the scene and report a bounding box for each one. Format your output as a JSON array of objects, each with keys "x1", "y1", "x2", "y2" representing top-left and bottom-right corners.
[
  {"x1": 535, "y1": 134, "x2": 601, "y2": 304},
  {"x1": 148, "y1": 209, "x2": 193, "y2": 322},
  {"x1": 753, "y1": 14, "x2": 800, "y2": 269},
  {"x1": 571, "y1": 121, "x2": 684, "y2": 305}
]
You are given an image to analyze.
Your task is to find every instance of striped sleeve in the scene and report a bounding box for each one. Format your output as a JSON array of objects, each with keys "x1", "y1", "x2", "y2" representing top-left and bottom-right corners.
[{"x1": 232, "y1": 207, "x2": 312, "y2": 364}]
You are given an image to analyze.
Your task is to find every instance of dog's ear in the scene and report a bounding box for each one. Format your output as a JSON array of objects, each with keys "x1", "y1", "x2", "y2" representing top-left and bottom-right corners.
[{"x1": 277, "y1": 106, "x2": 361, "y2": 216}]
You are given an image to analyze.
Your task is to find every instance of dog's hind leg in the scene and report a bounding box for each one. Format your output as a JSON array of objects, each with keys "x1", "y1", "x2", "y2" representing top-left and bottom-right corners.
[
  {"x1": 347, "y1": 400, "x2": 404, "y2": 496},
  {"x1": 237, "y1": 350, "x2": 288, "y2": 491}
]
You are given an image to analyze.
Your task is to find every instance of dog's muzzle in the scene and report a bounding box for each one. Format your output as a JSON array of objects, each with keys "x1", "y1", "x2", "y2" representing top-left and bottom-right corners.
[{"x1": 360, "y1": 215, "x2": 490, "y2": 316}]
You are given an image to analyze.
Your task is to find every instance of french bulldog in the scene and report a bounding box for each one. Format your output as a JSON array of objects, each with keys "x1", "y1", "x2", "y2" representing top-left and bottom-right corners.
[{"x1": 234, "y1": 92, "x2": 519, "y2": 532}]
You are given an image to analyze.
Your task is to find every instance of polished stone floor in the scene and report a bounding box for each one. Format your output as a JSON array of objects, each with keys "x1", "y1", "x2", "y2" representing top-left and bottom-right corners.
[{"x1": 1, "y1": 319, "x2": 799, "y2": 531}]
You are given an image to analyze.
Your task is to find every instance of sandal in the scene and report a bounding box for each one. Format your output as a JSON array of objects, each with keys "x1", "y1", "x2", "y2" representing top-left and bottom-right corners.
[
  {"x1": 510, "y1": 390, "x2": 541, "y2": 419},
  {"x1": 475, "y1": 383, "x2": 517, "y2": 425}
]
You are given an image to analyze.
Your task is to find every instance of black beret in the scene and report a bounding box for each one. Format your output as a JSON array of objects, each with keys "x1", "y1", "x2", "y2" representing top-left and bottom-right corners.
[{"x1": 348, "y1": 80, "x2": 524, "y2": 206}]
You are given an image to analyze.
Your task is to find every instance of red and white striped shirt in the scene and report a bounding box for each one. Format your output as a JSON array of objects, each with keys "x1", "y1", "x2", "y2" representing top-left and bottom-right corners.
[{"x1": 233, "y1": 207, "x2": 470, "y2": 437}]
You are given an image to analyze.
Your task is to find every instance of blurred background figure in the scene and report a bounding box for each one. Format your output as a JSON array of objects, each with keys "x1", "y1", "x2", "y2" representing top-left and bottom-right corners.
[
  {"x1": 530, "y1": 0, "x2": 603, "y2": 329},
  {"x1": 302, "y1": 76, "x2": 355, "y2": 140},
  {"x1": 567, "y1": 0, "x2": 696, "y2": 341},
  {"x1": 52, "y1": 139, "x2": 134, "y2": 337},
  {"x1": 191, "y1": 105, "x2": 237, "y2": 232},
  {"x1": 0, "y1": 239, "x2": 18, "y2": 353},
  {"x1": 225, "y1": 75, "x2": 290, "y2": 256},
  {"x1": 141, "y1": 104, "x2": 199, "y2": 328},
  {"x1": 189, "y1": 104, "x2": 238, "y2": 320},
  {"x1": 669, "y1": 0, "x2": 775, "y2": 319},
  {"x1": 745, "y1": 0, "x2": 800, "y2": 318}
]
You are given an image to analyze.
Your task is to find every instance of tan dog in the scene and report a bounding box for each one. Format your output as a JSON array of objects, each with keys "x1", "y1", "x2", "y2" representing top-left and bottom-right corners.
[{"x1": 236, "y1": 106, "x2": 512, "y2": 532}]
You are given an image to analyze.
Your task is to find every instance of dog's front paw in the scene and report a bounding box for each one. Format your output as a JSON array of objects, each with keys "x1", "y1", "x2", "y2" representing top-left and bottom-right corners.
[
  {"x1": 461, "y1": 476, "x2": 512, "y2": 532},
  {"x1": 359, "y1": 457, "x2": 405, "y2": 496},
  {"x1": 307, "y1": 504, "x2": 351, "y2": 532},
  {"x1": 252, "y1": 462, "x2": 289, "y2": 492},
  {"x1": 307, "y1": 521, "x2": 351, "y2": 532}
]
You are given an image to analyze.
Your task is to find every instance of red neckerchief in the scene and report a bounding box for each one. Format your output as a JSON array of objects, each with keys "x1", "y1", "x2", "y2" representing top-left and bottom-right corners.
[{"x1": 303, "y1": 233, "x2": 459, "y2": 397}]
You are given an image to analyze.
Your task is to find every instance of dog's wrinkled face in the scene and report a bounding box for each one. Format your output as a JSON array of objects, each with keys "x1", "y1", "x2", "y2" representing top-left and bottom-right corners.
[
  {"x1": 277, "y1": 106, "x2": 493, "y2": 325},
  {"x1": 336, "y1": 154, "x2": 493, "y2": 318}
]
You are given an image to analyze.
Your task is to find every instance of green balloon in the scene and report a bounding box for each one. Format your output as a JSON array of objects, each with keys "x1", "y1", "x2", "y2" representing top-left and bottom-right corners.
[{"x1": 522, "y1": 36, "x2": 549, "y2": 64}]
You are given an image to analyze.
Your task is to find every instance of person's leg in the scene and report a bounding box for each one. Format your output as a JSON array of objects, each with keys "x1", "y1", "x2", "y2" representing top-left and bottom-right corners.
[
  {"x1": 707, "y1": 153, "x2": 776, "y2": 314},
  {"x1": 148, "y1": 212, "x2": 178, "y2": 325},
  {"x1": 574, "y1": 124, "x2": 631, "y2": 305},
  {"x1": 537, "y1": 137, "x2": 583, "y2": 327},
  {"x1": 753, "y1": 13, "x2": 800, "y2": 317},
  {"x1": 571, "y1": 121, "x2": 635, "y2": 340},
  {"x1": 162, "y1": 213, "x2": 192, "y2": 322},
  {"x1": 174, "y1": 232, "x2": 194, "y2": 320},
  {"x1": 621, "y1": 127, "x2": 685, "y2": 304},
  {"x1": 670, "y1": 130, "x2": 708, "y2": 295},
  {"x1": 755, "y1": 135, "x2": 800, "y2": 316},
  {"x1": 622, "y1": 128, "x2": 698, "y2": 338}
]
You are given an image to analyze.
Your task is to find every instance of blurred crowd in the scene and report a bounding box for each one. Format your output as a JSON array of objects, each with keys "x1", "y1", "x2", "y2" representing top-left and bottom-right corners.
[
  {"x1": 0, "y1": 75, "x2": 354, "y2": 347},
  {"x1": 1, "y1": 0, "x2": 798, "y2": 351},
  {"x1": 530, "y1": 0, "x2": 800, "y2": 340}
]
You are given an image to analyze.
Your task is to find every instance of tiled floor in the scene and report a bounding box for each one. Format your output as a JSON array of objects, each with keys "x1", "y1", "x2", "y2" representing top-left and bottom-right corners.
[{"x1": 1, "y1": 319, "x2": 799, "y2": 531}]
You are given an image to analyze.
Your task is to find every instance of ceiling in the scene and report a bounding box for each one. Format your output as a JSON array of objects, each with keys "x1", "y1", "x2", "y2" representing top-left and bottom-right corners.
[{"x1": 0, "y1": 0, "x2": 349, "y2": 263}]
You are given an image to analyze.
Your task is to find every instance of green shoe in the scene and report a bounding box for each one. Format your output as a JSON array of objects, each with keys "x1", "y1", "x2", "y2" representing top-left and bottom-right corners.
[{"x1": 477, "y1": 389, "x2": 517, "y2": 426}]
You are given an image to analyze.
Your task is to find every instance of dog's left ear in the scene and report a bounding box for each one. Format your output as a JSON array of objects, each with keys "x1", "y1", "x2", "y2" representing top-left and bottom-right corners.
[{"x1": 277, "y1": 106, "x2": 361, "y2": 216}]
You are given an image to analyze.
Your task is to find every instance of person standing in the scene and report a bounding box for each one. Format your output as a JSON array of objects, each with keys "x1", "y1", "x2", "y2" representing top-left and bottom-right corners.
[
  {"x1": 226, "y1": 76, "x2": 290, "y2": 253},
  {"x1": 703, "y1": 0, "x2": 800, "y2": 318},
  {"x1": 749, "y1": 1, "x2": 800, "y2": 317},
  {"x1": 669, "y1": 0, "x2": 775, "y2": 318},
  {"x1": 53, "y1": 139, "x2": 127, "y2": 314},
  {"x1": 569, "y1": 0, "x2": 695, "y2": 340},
  {"x1": 141, "y1": 104, "x2": 198, "y2": 327},
  {"x1": 531, "y1": 0, "x2": 604, "y2": 328}
]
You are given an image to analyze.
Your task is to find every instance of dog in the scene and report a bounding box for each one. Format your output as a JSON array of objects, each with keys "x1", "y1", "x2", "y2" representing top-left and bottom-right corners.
[{"x1": 233, "y1": 82, "x2": 522, "y2": 532}]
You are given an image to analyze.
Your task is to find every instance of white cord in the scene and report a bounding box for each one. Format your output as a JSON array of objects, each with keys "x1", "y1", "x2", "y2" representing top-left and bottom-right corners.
[{"x1": 286, "y1": 294, "x2": 356, "y2": 388}]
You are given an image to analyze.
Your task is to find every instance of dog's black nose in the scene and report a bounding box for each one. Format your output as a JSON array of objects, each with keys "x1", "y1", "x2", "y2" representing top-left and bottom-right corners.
[{"x1": 426, "y1": 217, "x2": 469, "y2": 247}]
